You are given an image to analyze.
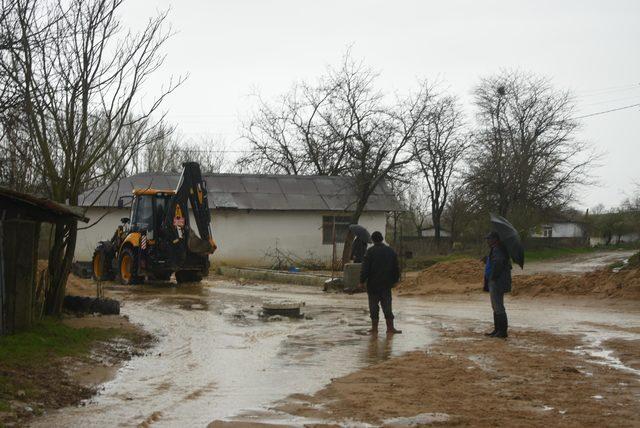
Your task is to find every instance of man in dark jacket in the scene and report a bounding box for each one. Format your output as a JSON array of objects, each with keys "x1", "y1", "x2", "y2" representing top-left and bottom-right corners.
[
  {"x1": 359, "y1": 231, "x2": 402, "y2": 335},
  {"x1": 483, "y1": 231, "x2": 512, "y2": 338}
]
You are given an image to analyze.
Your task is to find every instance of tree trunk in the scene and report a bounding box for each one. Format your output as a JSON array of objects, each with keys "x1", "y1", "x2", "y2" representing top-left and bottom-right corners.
[
  {"x1": 432, "y1": 210, "x2": 442, "y2": 246},
  {"x1": 44, "y1": 221, "x2": 77, "y2": 316},
  {"x1": 340, "y1": 204, "x2": 366, "y2": 265},
  {"x1": 341, "y1": 229, "x2": 354, "y2": 266}
]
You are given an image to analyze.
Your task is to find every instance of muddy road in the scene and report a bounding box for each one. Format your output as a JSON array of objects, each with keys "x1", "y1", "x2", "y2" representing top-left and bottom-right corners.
[
  {"x1": 514, "y1": 250, "x2": 637, "y2": 276},
  {"x1": 33, "y1": 271, "x2": 640, "y2": 427},
  {"x1": 33, "y1": 281, "x2": 440, "y2": 427}
]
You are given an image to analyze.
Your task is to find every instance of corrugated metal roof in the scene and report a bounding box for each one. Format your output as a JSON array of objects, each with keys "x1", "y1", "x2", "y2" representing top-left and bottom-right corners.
[
  {"x1": 0, "y1": 186, "x2": 89, "y2": 222},
  {"x1": 79, "y1": 173, "x2": 402, "y2": 212}
]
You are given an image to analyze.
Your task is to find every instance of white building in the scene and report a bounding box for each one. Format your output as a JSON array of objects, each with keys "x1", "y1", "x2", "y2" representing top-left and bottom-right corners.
[
  {"x1": 531, "y1": 219, "x2": 587, "y2": 239},
  {"x1": 76, "y1": 173, "x2": 400, "y2": 267},
  {"x1": 420, "y1": 227, "x2": 451, "y2": 238}
]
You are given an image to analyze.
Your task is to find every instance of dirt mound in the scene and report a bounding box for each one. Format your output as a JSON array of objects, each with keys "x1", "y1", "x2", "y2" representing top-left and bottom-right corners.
[
  {"x1": 512, "y1": 267, "x2": 640, "y2": 299},
  {"x1": 397, "y1": 258, "x2": 484, "y2": 296},
  {"x1": 398, "y1": 253, "x2": 640, "y2": 300}
]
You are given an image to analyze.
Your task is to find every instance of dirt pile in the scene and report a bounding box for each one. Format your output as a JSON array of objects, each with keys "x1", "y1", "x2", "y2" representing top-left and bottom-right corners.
[
  {"x1": 512, "y1": 266, "x2": 640, "y2": 299},
  {"x1": 398, "y1": 252, "x2": 640, "y2": 299},
  {"x1": 276, "y1": 329, "x2": 640, "y2": 427},
  {"x1": 397, "y1": 258, "x2": 484, "y2": 296}
]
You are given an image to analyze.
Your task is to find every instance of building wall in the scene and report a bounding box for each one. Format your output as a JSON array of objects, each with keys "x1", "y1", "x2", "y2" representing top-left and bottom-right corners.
[
  {"x1": 75, "y1": 208, "x2": 387, "y2": 267},
  {"x1": 552, "y1": 222, "x2": 585, "y2": 238},
  {"x1": 421, "y1": 229, "x2": 451, "y2": 238},
  {"x1": 531, "y1": 222, "x2": 585, "y2": 238},
  {"x1": 75, "y1": 207, "x2": 130, "y2": 261}
]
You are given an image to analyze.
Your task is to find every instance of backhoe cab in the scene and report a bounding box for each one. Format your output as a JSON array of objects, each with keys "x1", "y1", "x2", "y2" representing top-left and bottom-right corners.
[{"x1": 92, "y1": 162, "x2": 217, "y2": 284}]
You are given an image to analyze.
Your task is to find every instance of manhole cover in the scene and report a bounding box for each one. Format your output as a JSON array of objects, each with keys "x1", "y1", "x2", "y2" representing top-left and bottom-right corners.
[{"x1": 262, "y1": 301, "x2": 305, "y2": 318}]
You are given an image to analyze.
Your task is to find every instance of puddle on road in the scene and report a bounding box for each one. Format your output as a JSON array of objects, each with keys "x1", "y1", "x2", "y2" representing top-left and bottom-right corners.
[
  {"x1": 33, "y1": 283, "x2": 438, "y2": 427},
  {"x1": 514, "y1": 250, "x2": 636, "y2": 276}
]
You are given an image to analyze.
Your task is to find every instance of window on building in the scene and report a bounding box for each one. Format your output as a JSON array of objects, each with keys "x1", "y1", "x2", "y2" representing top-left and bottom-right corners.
[
  {"x1": 322, "y1": 216, "x2": 352, "y2": 244},
  {"x1": 543, "y1": 226, "x2": 553, "y2": 238}
]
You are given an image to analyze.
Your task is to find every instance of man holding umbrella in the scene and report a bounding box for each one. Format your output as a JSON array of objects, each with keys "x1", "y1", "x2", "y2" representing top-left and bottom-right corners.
[{"x1": 483, "y1": 214, "x2": 524, "y2": 339}]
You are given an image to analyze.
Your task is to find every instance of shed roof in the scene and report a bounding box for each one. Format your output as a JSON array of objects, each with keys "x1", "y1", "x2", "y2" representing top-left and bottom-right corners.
[
  {"x1": 79, "y1": 172, "x2": 402, "y2": 212},
  {"x1": 0, "y1": 187, "x2": 88, "y2": 223}
]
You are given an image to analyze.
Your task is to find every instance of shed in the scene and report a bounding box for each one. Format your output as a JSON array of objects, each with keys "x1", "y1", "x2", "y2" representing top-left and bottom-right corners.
[
  {"x1": 76, "y1": 173, "x2": 401, "y2": 267},
  {"x1": 0, "y1": 187, "x2": 88, "y2": 335}
]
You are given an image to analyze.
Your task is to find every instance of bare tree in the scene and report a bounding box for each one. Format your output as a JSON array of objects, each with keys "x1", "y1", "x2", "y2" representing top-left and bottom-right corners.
[
  {"x1": 144, "y1": 134, "x2": 230, "y2": 174},
  {"x1": 412, "y1": 91, "x2": 467, "y2": 244},
  {"x1": 240, "y1": 52, "x2": 433, "y2": 262},
  {"x1": 442, "y1": 184, "x2": 484, "y2": 246},
  {"x1": 1, "y1": 0, "x2": 183, "y2": 314},
  {"x1": 404, "y1": 182, "x2": 430, "y2": 236},
  {"x1": 466, "y1": 70, "x2": 597, "y2": 232},
  {"x1": 238, "y1": 79, "x2": 349, "y2": 176}
]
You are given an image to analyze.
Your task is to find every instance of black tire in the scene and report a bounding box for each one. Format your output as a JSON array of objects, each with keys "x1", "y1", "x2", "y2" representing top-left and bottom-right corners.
[
  {"x1": 118, "y1": 247, "x2": 143, "y2": 285},
  {"x1": 175, "y1": 270, "x2": 203, "y2": 284},
  {"x1": 151, "y1": 271, "x2": 172, "y2": 281},
  {"x1": 64, "y1": 296, "x2": 120, "y2": 315},
  {"x1": 92, "y1": 243, "x2": 115, "y2": 281}
]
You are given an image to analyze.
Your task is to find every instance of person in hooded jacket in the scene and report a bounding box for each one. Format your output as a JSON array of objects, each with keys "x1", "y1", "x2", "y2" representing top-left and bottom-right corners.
[{"x1": 483, "y1": 231, "x2": 512, "y2": 338}]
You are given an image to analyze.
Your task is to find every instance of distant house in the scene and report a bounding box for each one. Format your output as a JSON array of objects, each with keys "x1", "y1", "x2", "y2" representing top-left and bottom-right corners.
[
  {"x1": 76, "y1": 172, "x2": 401, "y2": 267},
  {"x1": 420, "y1": 227, "x2": 451, "y2": 238},
  {"x1": 531, "y1": 214, "x2": 587, "y2": 239}
]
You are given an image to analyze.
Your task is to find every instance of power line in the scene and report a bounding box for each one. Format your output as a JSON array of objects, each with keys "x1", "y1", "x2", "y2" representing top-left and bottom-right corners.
[
  {"x1": 573, "y1": 103, "x2": 640, "y2": 120},
  {"x1": 575, "y1": 82, "x2": 640, "y2": 97}
]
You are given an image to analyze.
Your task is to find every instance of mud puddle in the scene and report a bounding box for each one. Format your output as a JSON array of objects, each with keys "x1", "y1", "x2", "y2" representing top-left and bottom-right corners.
[
  {"x1": 32, "y1": 282, "x2": 438, "y2": 427},
  {"x1": 31, "y1": 281, "x2": 640, "y2": 427},
  {"x1": 514, "y1": 250, "x2": 636, "y2": 276}
]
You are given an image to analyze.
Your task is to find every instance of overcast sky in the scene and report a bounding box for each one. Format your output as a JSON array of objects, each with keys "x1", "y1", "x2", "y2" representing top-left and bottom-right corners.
[{"x1": 120, "y1": 0, "x2": 639, "y2": 210}]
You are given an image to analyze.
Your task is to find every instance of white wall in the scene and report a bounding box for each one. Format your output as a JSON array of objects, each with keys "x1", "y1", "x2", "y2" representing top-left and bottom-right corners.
[
  {"x1": 531, "y1": 222, "x2": 585, "y2": 238},
  {"x1": 76, "y1": 207, "x2": 130, "y2": 260},
  {"x1": 552, "y1": 222, "x2": 585, "y2": 238},
  {"x1": 75, "y1": 208, "x2": 387, "y2": 267},
  {"x1": 421, "y1": 229, "x2": 451, "y2": 238}
]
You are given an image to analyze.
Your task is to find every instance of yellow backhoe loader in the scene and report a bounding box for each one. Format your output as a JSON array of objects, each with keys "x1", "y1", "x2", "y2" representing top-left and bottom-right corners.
[{"x1": 92, "y1": 162, "x2": 216, "y2": 284}]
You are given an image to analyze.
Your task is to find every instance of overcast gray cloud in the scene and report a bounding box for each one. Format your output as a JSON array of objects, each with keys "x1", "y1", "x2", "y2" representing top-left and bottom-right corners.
[{"x1": 121, "y1": 0, "x2": 640, "y2": 209}]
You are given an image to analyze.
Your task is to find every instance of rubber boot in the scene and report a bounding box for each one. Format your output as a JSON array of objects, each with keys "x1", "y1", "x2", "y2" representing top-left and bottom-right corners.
[
  {"x1": 386, "y1": 318, "x2": 402, "y2": 334},
  {"x1": 368, "y1": 318, "x2": 379, "y2": 335},
  {"x1": 484, "y1": 313, "x2": 498, "y2": 337},
  {"x1": 494, "y1": 313, "x2": 508, "y2": 338}
]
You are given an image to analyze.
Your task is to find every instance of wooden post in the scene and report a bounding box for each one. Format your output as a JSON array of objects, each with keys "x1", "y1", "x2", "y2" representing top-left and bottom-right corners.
[
  {"x1": 331, "y1": 217, "x2": 336, "y2": 280},
  {"x1": 0, "y1": 212, "x2": 6, "y2": 335}
]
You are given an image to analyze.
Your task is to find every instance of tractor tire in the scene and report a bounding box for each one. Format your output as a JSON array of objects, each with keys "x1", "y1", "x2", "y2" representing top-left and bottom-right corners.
[
  {"x1": 92, "y1": 243, "x2": 115, "y2": 281},
  {"x1": 118, "y1": 247, "x2": 143, "y2": 285},
  {"x1": 175, "y1": 270, "x2": 203, "y2": 284}
]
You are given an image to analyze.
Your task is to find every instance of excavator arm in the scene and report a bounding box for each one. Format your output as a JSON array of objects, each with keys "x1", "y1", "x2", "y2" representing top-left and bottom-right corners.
[{"x1": 163, "y1": 162, "x2": 216, "y2": 254}]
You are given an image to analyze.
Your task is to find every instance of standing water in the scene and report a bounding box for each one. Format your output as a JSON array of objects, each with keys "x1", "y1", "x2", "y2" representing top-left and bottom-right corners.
[{"x1": 32, "y1": 281, "x2": 438, "y2": 427}]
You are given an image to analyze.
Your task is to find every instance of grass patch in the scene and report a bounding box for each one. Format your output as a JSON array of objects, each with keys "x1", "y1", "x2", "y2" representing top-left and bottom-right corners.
[
  {"x1": 0, "y1": 319, "x2": 118, "y2": 368},
  {"x1": 624, "y1": 251, "x2": 640, "y2": 269},
  {"x1": 405, "y1": 253, "x2": 475, "y2": 271},
  {"x1": 524, "y1": 246, "x2": 596, "y2": 262}
]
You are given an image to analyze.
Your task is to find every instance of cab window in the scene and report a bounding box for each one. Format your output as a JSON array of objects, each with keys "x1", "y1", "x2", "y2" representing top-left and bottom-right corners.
[{"x1": 133, "y1": 195, "x2": 154, "y2": 230}]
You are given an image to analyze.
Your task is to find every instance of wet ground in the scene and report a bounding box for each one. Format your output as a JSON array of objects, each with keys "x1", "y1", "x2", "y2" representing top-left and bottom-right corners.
[
  {"x1": 513, "y1": 250, "x2": 637, "y2": 276},
  {"x1": 33, "y1": 281, "x2": 441, "y2": 427},
  {"x1": 32, "y1": 272, "x2": 640, "y2": 427}
]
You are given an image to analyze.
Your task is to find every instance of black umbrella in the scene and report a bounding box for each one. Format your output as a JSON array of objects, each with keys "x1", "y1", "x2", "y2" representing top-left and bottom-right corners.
[
  {"x1": 349, "y1": 224, "x2": 371, "y2": 243},
  {"x1": 490, "y1": 213, "x2": 525, "y2": 269}
]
